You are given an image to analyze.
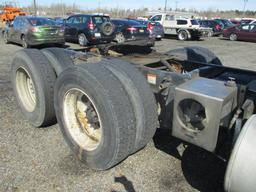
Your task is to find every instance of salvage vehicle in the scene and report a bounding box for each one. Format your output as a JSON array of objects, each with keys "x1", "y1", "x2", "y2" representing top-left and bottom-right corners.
[
  {"x1": 214, "y1": 19, "x2": 235, "y2": 30},
  {"x1": 11, "y1": 45, "x2": 256, "y2": 192},
  {"x1": 223, "y1": 23, "x2": 256, "y2": 42},
  {"x1": 149, "y1": 13, "x2": 211, "y2": 40},
  {"x1": 111, "y1": 18, "x2": 155, "y2": 47},
  {"x1": 3, "y1": 16, "x2": 65, "y2": 48},
  {"x1": 64, "y1": 14, "x2": 115, "y2": 46},
  {"x1": 198, "y1": 19, "x2": 222, "y2": 36},
  {"x1": 126, "y1": 18, "x2": 164, "y2": 40}
]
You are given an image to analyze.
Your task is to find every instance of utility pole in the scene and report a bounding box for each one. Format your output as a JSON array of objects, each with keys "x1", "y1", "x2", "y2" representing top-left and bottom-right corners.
[
  {"x1": 175, "y1": 1, "x2": 179, "y2": 11},
  {"x1": 243, "y1": 0, "x2": 248, "y2": 16},
  {"x1": 164, "y1": 0, "x2": 168, "y2": 12},
  {"x1": 33, "y1": 0, "x2": 37, "y2": 15}
]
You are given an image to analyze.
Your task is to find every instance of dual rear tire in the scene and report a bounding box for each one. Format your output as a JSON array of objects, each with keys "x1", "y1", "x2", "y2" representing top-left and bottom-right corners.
[{"x1": 11, "y1": 49, "x2": 158, "y2": 170}]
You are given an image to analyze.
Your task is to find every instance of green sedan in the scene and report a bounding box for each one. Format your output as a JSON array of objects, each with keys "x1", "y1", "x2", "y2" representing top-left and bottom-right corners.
[{"x1": 3, "y1": 16, "x2": 65, "y2": 48}]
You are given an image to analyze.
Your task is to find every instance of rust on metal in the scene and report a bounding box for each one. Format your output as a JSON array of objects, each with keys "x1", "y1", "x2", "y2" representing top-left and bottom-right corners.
[{"x1": 76, "y1": 109, "x2": 99, "y2": 142}]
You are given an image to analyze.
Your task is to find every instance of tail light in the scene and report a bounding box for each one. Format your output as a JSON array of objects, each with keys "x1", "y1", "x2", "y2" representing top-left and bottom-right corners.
[
  {"x1": 127, "y1": 27, "x2": 137, "y2": 31},
  {"x1": 215, "y1": 24, "x2": 221, "y2": 30},
  {"x1": 29, "y1": 27, "x2": 40, "y2": 32},
  {"x1": 59, "y1": 26, "x2": 65, "y2": 33},
  {"x1": 147, "y1": 23, "x2": 153, "y2": 31},
  {"x1": 88, "y1": 20, "x2": 94, "y2": 30}
]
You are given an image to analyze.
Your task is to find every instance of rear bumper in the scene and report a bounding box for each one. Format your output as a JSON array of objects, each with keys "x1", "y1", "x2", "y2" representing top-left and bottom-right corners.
[
  {"x1": 28, "y1": 39, "x2": 65, "y2": 45},
  {"x1": 150, "y1": 29, "x2": 164, "y2": 39},
  {"x1": 27, "y1": 35, "x2": 65, "y2": 45},
  {"x1": 123, "y1": 38, "x2": 155, "y2": 47},
  {"x1": 87, "y1": 34, "x2": 115, "y2": 45}
]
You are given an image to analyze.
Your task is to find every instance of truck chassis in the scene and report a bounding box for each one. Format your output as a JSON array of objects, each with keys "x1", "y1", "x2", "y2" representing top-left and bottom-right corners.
[{"x1": 10, "y1": 45, "x2": 256, "y2": 192}]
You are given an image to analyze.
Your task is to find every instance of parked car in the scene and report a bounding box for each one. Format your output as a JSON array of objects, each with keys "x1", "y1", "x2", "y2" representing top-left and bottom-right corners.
[
  {"x1": 223, "y1": 23, "x2": 256, "y2": 42},
  {"x1": 198, "y1": 19, "x2": 222, "y2": 36},
  {"x1": 111, "y1": 19, "x2": 154, "y2": 47},
  {"x1": 214, "y1": 19, "x2": 235, "y2": 30},
  {"x1": 149, "y1": 14, "x2": 211, "y2": 40},
  {"x1": 64, "y1": 14, "x2": 115, "y2": 46},
  {"x1": 126, "y1": 18, "x2": 164, "y2": 40},
  {"x1": 3, "y1": 16, "x2": 65, "y2": 48},
  {"x1": 230, "y1": 19, "x2": 255, "y2": 26}
]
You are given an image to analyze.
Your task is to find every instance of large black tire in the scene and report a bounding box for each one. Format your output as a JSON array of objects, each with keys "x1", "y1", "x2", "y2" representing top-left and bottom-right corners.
[
  {"x1": 99, "y1": 59, "x2": 158, "y2": 152},
  {"x1": 41, "y1": 48, "x2": 74, "y2": 76},
  {"x1": 165, "y1": 46, "x2": 222, "y2": 65},
  {"x1": 11, "y1": 49, "x2": 56, "y2": 127},
  {"x1": 54, "y1": 63, "x2": 136, "y2": 170}
]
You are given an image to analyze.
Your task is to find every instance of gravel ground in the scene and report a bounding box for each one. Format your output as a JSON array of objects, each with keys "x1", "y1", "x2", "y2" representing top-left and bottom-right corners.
[{"x1": 1, "y1": 36, "x2": 256, "y2": 192}]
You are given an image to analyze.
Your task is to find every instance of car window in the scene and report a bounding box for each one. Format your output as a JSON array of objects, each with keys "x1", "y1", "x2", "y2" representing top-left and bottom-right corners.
[
  {"x1": 123, "y1": 20, "x2": 141, "y2": 25},
  {"x1": 177, "y1": 20, "x2": 187, "y2": 25},
  {"x1": 241, "y1": 25, "x2": 250, "y2": 30},
  {"x1": 82, "y1": 16, "x2": 88, "y2": 24},
  {"x1": 165, "y1": 15, "x2": 174, "y2": 21},
  {"x1": 19, "y1": 19, "x2": 24, "y2": 27},
  {"x1": 250, "y1": 24, "x2": 256, "y2": 31},
  {"x1": 150, "y1": 15, "x2": 162, "y2": 22},
  {"x1": 13, "y1": 18, "x2": 20, "y2": 28},
  {"x1": 92, "y1": 16, "x2": 110, "y2": 25},
  {"x1": 28, "y1": 18, "x2": 56, "y2": 26},
  {"x1": 73, "y1": 16, "x2": 83, "y2": 24},
  {"x1": 66, "y1": 17, "x2": 74, "y2": 24},
  {"x1": 222, "y1": 19, "x2": 233, "y2": 27},
  {"x1": 200, "y1": 21, "x2": 206, "y2": 25},
  {"x1": 112, "y1": 20, "x2": 124, "y2": 27},
  {"x1": 191, "y1": 20, "x2": 199, "y2": 25}
]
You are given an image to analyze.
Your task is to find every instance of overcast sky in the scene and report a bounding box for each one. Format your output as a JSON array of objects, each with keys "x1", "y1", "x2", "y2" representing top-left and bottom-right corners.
[{"x1": 4, "y1": 0, "x2": 256, "y2": 11}]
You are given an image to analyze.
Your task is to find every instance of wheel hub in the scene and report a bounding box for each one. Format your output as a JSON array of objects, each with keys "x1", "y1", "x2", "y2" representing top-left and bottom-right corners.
[{"x1": 63, "y1": 88, "x2": 102, "y2": 151}]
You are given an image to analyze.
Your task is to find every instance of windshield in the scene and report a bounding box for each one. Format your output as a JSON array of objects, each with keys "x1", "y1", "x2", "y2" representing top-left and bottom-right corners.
[
  {"x1": 28, "y1": 18, "x2": 56, "y2": 26},
  {"x1": 123, "y1": 20, "x2": 142, "y2": 26}
]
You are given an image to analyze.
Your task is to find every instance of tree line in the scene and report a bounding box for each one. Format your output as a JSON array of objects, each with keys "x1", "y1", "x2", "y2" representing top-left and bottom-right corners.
[{"x1": 7, "y1": 3, "x2": 256, "y2": 18}]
